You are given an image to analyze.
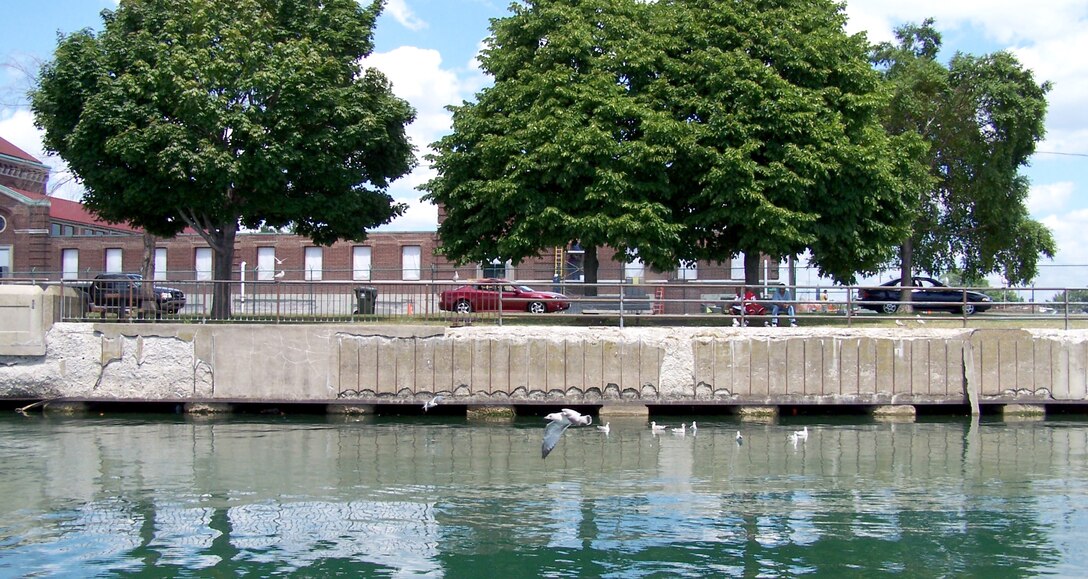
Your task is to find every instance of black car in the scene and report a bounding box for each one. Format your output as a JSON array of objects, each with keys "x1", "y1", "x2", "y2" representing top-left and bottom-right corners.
[
  {"x1": 86, "y1": 273, "x2": 187, "y2": 315},
  {"x1": 857, "y1": 276, "x2": 992, "y2": 315}
]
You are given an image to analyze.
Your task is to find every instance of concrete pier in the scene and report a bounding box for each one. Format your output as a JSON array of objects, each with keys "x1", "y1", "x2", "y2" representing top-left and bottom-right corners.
[{"x1": 3, "y1": 321, "x2": 1087, "y2": 412}]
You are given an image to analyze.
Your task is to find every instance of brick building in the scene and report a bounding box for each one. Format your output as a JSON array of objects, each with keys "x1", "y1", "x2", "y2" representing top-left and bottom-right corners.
[{"x1": 2, "y1": 135, "x2": 770, "y2": 289}]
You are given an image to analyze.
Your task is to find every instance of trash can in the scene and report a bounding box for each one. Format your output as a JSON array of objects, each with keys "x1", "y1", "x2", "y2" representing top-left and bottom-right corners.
[{"x1": 353, "y1": 286, "x2": 377, "y2": 315}]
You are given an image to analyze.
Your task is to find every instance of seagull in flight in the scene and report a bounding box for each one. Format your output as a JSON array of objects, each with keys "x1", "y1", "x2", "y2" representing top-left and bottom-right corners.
[
  {"x1": 542, "y1": 408, "x2": 593, "y2": 459},
  {"x1": 422, "y1": 395, "x2": 443, "y2": 412}
]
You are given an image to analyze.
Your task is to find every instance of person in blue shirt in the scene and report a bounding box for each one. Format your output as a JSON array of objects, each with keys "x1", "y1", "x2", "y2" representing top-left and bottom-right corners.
[{"x1": 770, "y1": 285, "x2": 797, "y2": 327}]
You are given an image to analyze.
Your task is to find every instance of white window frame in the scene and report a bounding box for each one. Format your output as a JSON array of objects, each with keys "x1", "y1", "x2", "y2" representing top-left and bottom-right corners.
[
  {"x1": 677, "y1": 262, "x2": 698, "y2": 280},
  {"x1": 352, "y1": 246, "x2": 372, "y2": 281},
  {"x1": 61, "y1": 248, "x2": 79, "y2": 280},
  {"x1": 624, "y1": 250, "x2": 644, "y2": 282},
  {"x1": 105, "y1": 248, "x2": 123, "y2": 273},
  {"x1": 154, "y1": 248, "x2": 167, "y2": 280},
  {"x1": 401, "y1": 245, "x2": 421, "y2": 281},
  {"x1": 0, "y1": 245, "x2": 13, "y2": 278},
  {"x1": 304, "y1": 247, "x2": 323, "y2": 281},
  {"x1": 257, "y1": 247, "x2": 277, "y2": 281},
  {"x1": 195, "y1": 248, "x2": 213, "y2": 281}
]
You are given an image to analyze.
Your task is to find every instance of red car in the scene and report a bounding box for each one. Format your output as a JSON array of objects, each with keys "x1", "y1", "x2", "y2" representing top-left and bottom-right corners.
[{"x1": 439, "y1": 279, "x2": 571, "y2": 314}]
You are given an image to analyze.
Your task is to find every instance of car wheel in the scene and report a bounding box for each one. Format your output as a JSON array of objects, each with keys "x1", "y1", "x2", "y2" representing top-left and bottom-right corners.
[
  {"x1": 454, "y1": 299, "x2": 473, "y2": 314},
  {"x1": 961, "y1": 304, "x2": 976, "y2": 315},
  {"x1": 528, "y1": 301, "x2": 546, "y2": 314},
  {"x1": 881, "y1": 303, "x2": 899, "y2": 314}
]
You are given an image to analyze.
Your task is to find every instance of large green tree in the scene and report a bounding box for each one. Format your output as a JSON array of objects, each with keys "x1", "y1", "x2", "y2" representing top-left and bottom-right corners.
[
  {"x1": 424, "y1": 0, "x2": 914, "y2": 289},
  {"x1": 423, "y1": 0, "x2": 681, "y2": 293},
  {"x1": 871, "y1": 19, "x2": 1054, "y2": 295},
  {"x1": 651, "y1": 0, "x2": 917, "y2": 285},
  {"x1": 31, "y1": 0, "x2": 415, "y2": 318}
]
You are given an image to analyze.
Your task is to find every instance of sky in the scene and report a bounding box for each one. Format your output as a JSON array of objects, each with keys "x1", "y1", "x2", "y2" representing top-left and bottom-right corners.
[{"x1": 1, "y1": 0, "x2": 1086, "y2": 293}]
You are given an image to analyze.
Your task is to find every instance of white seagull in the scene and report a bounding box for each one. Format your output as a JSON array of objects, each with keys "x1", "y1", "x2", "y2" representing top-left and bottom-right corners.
[
  {"x1": 690, "y1": 421, "x2": 698, "y2": 434},
  {"x1": 597, "y1": 422, "x2": 611, "y2": 434},
  {"x1": 736, "y1": 431, "x2": 744, "y2": 445},
  {"x1": 789, "y1": 426, "x2": 809, "y2": 444},
  {"x1": 422, "y1": 395, "x2": 443, "y2": 412},
  {"x1": 650, "y1": 421, "x2": 668, "y2": 432},
  {"x1": 542, "y1": 408, "x2": 593, "y2": 459},
  {"x1": 672, "y1": 423, "x2": 687, "y2": 435}
]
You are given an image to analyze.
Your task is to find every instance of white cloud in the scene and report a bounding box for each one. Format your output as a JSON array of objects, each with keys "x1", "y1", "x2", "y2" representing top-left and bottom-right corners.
[
  {"x1": 383, "y1": 0, "x2": 428, "y2": 32},
  {"x1": 1028, "y1": 181, "x2": 1074, "y2": 215},
  {"x1": 0, "y1": 107, "x2": 82, "y2": 200}
]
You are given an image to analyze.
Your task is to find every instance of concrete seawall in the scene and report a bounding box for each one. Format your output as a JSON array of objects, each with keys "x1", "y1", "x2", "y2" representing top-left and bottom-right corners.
[{"x1": 2, "y1": 322, "x2": 1086, "y2": 410}]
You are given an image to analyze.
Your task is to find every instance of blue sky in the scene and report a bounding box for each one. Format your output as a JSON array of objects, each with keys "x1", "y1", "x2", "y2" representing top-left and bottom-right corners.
[{"x1": 2, "y1": 0, "x2": 1085, "y2": 292}]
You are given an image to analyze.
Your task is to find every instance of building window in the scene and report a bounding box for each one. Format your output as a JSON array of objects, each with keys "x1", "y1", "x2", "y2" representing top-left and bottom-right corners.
[
  {"x1": 0, "y1": 214, "x2": 7, "y2": 233},
  {"x1": 195, "y1": 247, "x2": 213, "y2": 281},
  {"x1": 481, "y1": 259, "x2": 511, "y2": 279},
  {"x1": 154, "y1": 248, "x2": 167, "y2": 280},
  {"x1": 677, "y1": 262, "x2": 698, "y2": 280},
  {"x1": 257, "y1": 247, "x2": 276, "y2": 281},
  {"x1": 304, "y1": 247, "x2": 323, "y2": 281},
  {"x1": 624, "y1": 250, "x2": 644, "y2": 282},
  {"x1": 0, "y1": 245, "x2": 11, "y2": 278},
  {"x1": 352, "y1": 246, "x2": 372, "y2": 281},
  {"x1": 105, "y1": 248, "x2": 123, "y2": 273},
  {"x1": 401, "y1": 246, "x2": 421, "y2": 281},
  {"x1": 61, "y1": 248, "x2": 79, "y2": 280},
  {"x1": 62, "y1": 225, "x2": 75, "y2": 236},
  {"x1": 50, "y1": 223, "x2": 60, "y2": 236}
]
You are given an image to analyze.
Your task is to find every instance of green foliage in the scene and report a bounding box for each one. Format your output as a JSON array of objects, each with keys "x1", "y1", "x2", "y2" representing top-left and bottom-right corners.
[
  {"x1": 422, "y1": 0, "x2": 911, "y2": 284},
  {"x1": 1050, "y1": 289, "x2": 1088, "y2": 312},
  {"x1": 872, "y1": 19, "x2": 1054, "y2": 285},
  {"x1": 31, "y1": 0, "x2": 415, "y2": 317}
]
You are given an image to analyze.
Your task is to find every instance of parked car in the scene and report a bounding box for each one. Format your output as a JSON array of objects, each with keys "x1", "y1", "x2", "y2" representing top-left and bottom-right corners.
[
  {"x1": 84, "y1": 273, "x2": 187, "y2": 315},
  {"x1": 857, "y1": 276, "x2": 992, "y2": 315},
  {"x1": 439, "y1": 279, "x2": 571, "y2": 314}
]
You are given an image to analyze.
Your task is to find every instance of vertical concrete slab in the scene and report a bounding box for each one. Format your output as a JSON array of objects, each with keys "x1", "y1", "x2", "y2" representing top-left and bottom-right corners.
[
  {"x1": 767, "y1": 339, "x2": 790, "y2": 396},
  {"x1": 489, "y1": 339, "x2": 511, "y2": 395},
  {"x1": 873, "y1": 338, "x2": 896, "y2": 396},
  {"x1": 433, "y1": 339, "x2": 454, "y2": 394},
  {"x1": 394, "y1": 339, "x2": 416, "y2": 395},
  {"x1": 565, "y1": 339, "x2": 586, "y2": 393},
  {"x1": 358, "y1": 338, "x2": 379, "y2": 394},
  {"x1": 509, "y1": 340, "x2": 530, "y2": 393},
  {"x1": 375, "y1": 340, "x2": 398, "y2": 395},
  {"x1": 857, "y1": 337, "x2": 874, "y2": 396},
  {"x1": 973, "y1": 332, "x2": 1002, "y2": 396},
  {"x1": 582, "y1": 337, "x2": 604, "y2": 393},
  {"x1": 527, "y1": 338, "x2": 550, "y2": 393},
  {"x1": 640, "y1": 341, "x2": 662, "y2": 392},
  {"x1": 336, "y1": 337, "x2": 361, "y2": 395},
  {"x1": 546, "y1": 340, "x2": 566, "y2": 393},
  {"x1": 413, "y1": 339, "x2": 435, "y2": 395},
  {"x1": 1064, "y1": 340, "x2": 1088, "y2": 401},
  {"x1": 910, "y1": 339, "x2": 930, "y2": 396},
  {"x1": 891, "y1": 339, "x2": 913, "y2": 396},
  {"x1": 839, "y1": 337, "x2": 860, "y2": 397},
  {"x1": 694, "y1": 339, "x2": 716, "y2": 390},
  {"x1": 1033, "y1": 338, "x2": 1053, "y2": 397},
  {"x1": 451, "y1": 338, "x2": 474, "y2": 391},
  {"x1": 802, "y1": 337, "x2": 819, "y2": 396},
  {"x1": 731, "y1": 340, "x2": 752, "y2": 396},
  {"x1": 471, "y1": 339, "x2": 493, "y2": 395},
  {"x1": 783, "y1": 338, "x2": 806, "y2": 396},
  {"x1": 822, "y1": 338, "x2": 841, "y2": 397},
  {"x1": 997, "y1": 334, "x2": 1020, "y2": 393},
  {"x1": 620, "y1": 341, "x2": 641, "y2": 393},
  {"x1": 945, "y1": 337, "x2": 966, "y2": 398},
  {"x1": 602, "y1": 340, "x2": 623, "y2": 391},
  {"x1": 1014, "y1": 333, "x2": 1038, "y2": 393},
  {"x1": 750, "y1": 339, "x2": 770, "y2": 397}
]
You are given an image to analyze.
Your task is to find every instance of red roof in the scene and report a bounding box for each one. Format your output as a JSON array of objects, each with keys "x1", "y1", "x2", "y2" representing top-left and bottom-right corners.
[
  {"x1": 48, "y1": 195, "x2": 142, "y2": 233},
  {"x1": 0, "y1": 136, "x2": 43, "y2": 164}
]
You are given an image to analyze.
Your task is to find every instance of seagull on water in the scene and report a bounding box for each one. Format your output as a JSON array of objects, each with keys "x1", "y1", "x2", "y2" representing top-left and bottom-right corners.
[
  {"x1": 422, "y1": 395, "x2": 443, "y2": 412},
  {"x1": 597, "y1": 422, "x2": 611, "y2": 434},
  {"x1": 690, "y1": 421, "x2": 698, "y2": 434},
  {"x1": 650, "y1": 421, "x2": 668, "y2": 432},
  {"x1": 736, "y1": 431, "x2": 744, "y2": 445},
  {"x1": 542, "y1": 408, "x2": 593, "y2": 459},
  {"x1": 789, "y1": 426, "x2": 809, "y2": 444},
  {"x1": 672, "y1": 423, "x2": 687, "y2": 435}
]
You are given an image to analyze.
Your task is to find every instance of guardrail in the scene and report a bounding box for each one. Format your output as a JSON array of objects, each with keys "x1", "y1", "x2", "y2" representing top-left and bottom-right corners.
[{"x1": 1, "y1": 277, "x2": 1086, "y2": 329}]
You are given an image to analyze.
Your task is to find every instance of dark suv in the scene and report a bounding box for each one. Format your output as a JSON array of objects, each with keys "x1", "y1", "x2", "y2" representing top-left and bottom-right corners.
[{"x1": 87, "y1": 273, "x2": 187, "y2": 315}]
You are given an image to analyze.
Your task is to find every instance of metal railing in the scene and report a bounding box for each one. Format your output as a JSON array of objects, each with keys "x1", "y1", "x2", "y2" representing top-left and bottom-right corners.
[{"x1": 2, "y1": 275, "x2": 1086, "y2": 329}]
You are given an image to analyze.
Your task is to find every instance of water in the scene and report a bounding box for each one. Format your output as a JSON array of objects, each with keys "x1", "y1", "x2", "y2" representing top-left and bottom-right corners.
[{"x1": 1, "y1": 413, "x2": 1087, "y2": 577}]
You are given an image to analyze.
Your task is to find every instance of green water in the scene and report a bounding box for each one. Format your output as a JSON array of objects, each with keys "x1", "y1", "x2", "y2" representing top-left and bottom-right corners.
[{"x1": 0, "y1": 413, "x2": 1086, "y2": 577}]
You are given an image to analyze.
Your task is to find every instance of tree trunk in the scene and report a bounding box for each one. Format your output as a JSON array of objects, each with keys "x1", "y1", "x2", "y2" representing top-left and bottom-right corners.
[
  {"x1": 744, "y1": 253, "x2": 762, "y2": 290},
  {"x1": 209, "y1": 225, "x2": 238, "y2": 319},
  {"x1": 583, "y1": 245, "x2": 599, "y2": 297},
  {"x1": 899, "y1": 237, "x2": 914, "y2": 313},
  {"x1": 138, "y1": 233, "x2": 158, "y2": 318}
]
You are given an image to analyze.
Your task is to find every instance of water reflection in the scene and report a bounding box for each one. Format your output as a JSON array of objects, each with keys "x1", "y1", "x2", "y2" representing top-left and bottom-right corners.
[{"x1": 1, "y1": 415, "x2": 1086, "y2": 576}]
